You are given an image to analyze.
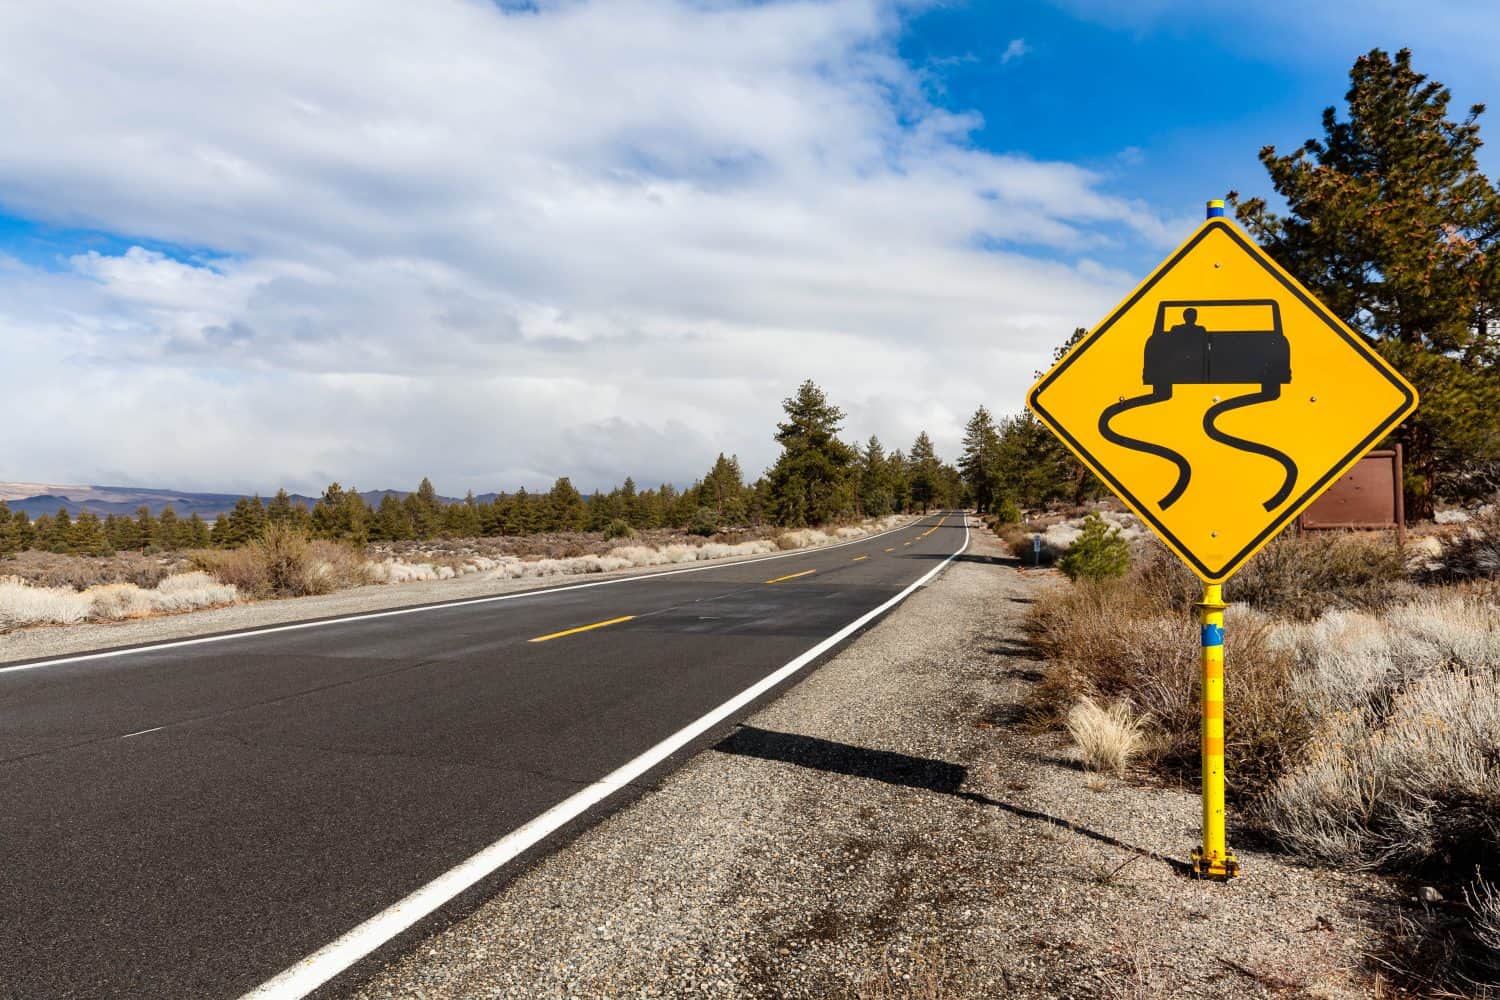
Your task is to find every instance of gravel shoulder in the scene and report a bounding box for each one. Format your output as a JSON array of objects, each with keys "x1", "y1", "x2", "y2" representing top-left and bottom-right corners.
[
  {"x1": 0, "y1": 529, "x2": 906, "y2": 666},
  {"x1": 353, "y1": 521, "x2": 1407, "y2": 999}
]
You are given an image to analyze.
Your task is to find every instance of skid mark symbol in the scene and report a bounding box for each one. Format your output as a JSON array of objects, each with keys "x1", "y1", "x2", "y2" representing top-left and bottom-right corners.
[{"x1": 1098, "y1": 300, "x2": 1299, "y2": 512}]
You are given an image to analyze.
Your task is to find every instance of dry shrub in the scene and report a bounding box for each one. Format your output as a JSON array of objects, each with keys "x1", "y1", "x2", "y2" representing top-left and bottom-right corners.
[
  {"x1": 1431, "y1": 500, "x2": 1500, "y2": 582},
  {"x1": 1067, "y1": 697, "x2": 1146, "y2": 774},
  {"x1": 0, "y1": 572, "x2": 237, "y2": 632},
  {"x1": 193, "y1": 525, "x2": 371, "y2": 599},
  {"x1": 1467, "y1": 876, "x2": 1500, "y2": 969},
  {"x1": 1228, "y1": 530, "x2": 1411, "y2": 620},
  {"x1": 1027, "y1": 572, "x2": 1308, "y2": 798},
  {"x1": 1255, "y1": 592, "x2": 1500, "y2": 870},
  {"x1": 0, "y1": 550, "x2": 183, "y2": 590},
  {"x1": 777, "y1": 528, "x2": 833, "y2": 550}
]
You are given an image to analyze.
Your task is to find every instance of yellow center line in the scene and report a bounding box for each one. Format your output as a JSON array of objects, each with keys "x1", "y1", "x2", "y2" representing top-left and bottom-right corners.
[
  {"x1": 884, "y1": 547, "x2": 895, "y2": 552},
  {"x1": 528, "y1": 615, "x2": 635, "y2": 643},
  {"x1": 765, "y1": 568, "x2": 817, "y2": 584},
  {"x1": 903, "y1": 541, "x2": 912, "y2": 546},
  {"x1": 918, "y1": 514, "x2": 949, "y2": 538},
  {"x1": 851, "y1": 555, "x2": 868, "y2": 562}
]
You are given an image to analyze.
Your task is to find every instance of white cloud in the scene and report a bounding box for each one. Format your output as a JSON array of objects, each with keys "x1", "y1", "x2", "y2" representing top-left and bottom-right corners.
[
  {"x1": 0, "y1": 0, "x2": 1163, "y2": 494},
  {"x1": 1001, "y1": 38, "x2": 1030, "y2": 63}
]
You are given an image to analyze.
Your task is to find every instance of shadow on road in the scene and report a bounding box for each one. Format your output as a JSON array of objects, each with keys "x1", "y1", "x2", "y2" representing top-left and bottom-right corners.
[
  {"x1": 715, "y1": 726, "x2": 1192, "y2": 877},
  {"x1": 906, "y1": 553, "x2": 1023, "y2": 568},
  {"x1": 715, "y1": 724, "x2": 965, "y2": 794}
]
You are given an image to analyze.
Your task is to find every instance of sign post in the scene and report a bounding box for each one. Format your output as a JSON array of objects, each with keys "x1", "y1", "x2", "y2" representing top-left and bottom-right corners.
[{"x1": 1026, "y1": 197, "x2": 1418, "y2": 880}]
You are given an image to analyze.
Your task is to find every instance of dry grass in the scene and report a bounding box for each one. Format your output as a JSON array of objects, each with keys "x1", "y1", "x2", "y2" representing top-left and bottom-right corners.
[
  {"x1": 1025, "y1": 571, "x2": 1306, "y2": 798},
  {"x1": 0, "y1": 571, "x2": 237, "y2": 632},
  {"x1": 0, "y1": 550, "x2": 190, "y2": 590},
  {"x1": 1467, "y1": 876, "x2": 1500, "y2": 978},
  {"x1": 1428, "y1": 500, "x2": 1500, "y2": 582},
  {"x1": 1254, "y1": 592, "x2": 1500, "y2": 871},
  {"x1": 1066, "y1": 697, "x2": 1147, "y2": 775},
  {"x1": 1228, "y1": 530, "x2": 1413, "y2": 620},
  {"x1": 1024, "y1": 535, "x2": 1500, "y2": 988}
]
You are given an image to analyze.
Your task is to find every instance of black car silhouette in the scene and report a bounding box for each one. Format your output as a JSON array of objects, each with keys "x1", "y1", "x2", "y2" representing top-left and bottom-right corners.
[
  {"x1": 1099, "y1": 297, "x2": 1299, "y2": 513},
  {"x1": 1143, "y1": 299, "x2": 1291, "y2": 391}
]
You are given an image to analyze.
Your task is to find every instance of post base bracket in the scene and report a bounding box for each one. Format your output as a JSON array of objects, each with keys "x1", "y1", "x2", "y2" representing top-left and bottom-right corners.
[{"x1": 1190, "y1": 847, "x2": 1241, "y2": 881}]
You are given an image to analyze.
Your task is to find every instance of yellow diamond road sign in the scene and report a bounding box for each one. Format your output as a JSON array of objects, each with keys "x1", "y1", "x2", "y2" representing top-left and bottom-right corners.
[{"x1": 1028, "y1": 217, "x2": 1418, "y2": 583}]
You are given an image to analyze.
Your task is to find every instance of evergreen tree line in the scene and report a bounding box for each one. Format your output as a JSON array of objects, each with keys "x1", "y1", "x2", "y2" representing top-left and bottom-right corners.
[
  {"x1": 0, "y1": 378, "x2": 1107, "y2": 558},
  {"x1": 0, "y1": 380, "x2": 1088, "y2": 556}
]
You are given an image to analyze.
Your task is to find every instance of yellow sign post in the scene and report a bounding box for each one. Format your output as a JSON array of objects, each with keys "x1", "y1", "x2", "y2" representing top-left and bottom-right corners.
[{"x1": 1027, "y1": 200, "x2": 1418, "y2": 879}]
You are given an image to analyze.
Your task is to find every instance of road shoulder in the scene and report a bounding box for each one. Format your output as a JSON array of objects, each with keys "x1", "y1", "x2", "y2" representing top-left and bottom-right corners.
[{"x1": 355, "y1": 522, "x2": 1402, "y2": 999}]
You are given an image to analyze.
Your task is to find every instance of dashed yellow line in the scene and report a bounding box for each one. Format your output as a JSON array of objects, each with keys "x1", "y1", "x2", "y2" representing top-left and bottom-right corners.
[
  {"x1": 918, "y1": 515, "x2": 950, "y2": 539},
  {"x1": 765, "y1": 568, "x2": 817, "y2": 584},
  {"x1": 851, "y1": 555, "x2": 868, "y2": 562},
  {"x1": 528, "y1": 615, "x2": 635, "y2": 643},
  {"x1": 903, "y1": 541, "x2": 912, "y2": 546},
  {"x1": 884, "y1": 547, "x2": 895, "y2": 553}
]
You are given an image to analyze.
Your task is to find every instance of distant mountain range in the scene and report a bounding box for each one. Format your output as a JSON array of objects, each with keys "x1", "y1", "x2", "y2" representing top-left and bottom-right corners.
[{"x1": 0, "y1": 483, "x2": 497, "y2": 519}]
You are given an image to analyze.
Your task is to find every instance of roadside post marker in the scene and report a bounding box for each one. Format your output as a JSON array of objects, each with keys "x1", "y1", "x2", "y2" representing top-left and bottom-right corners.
[
  {"x1": 1026, "y1": 196, "x2": 1419, "y2": 882},
  {"x1": 1191, "y1": 581, "x2": 1237, "y2": 879}
]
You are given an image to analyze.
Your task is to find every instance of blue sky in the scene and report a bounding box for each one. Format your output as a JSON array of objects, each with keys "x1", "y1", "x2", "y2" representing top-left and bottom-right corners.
[
  {"x1": 900, "y1": 0, "x2": 1500, "y2": 269},
  {"x1": 0, "y1": 0, "x2": 1494, "y2": 493}
]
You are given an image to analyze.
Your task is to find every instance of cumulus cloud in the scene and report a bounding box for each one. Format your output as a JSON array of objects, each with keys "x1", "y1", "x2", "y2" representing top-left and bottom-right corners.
[
  {"x1": 0, "y1": 0, "x2": 1162, "y2": 493},
  {"x1": 1001, "y1": 38, "x2": 1030, "y2": 63}
]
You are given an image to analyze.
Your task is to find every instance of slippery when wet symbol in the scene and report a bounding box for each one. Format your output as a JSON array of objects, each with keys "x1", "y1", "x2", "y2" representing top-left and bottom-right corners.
[
  {"x1": 1027, "y1": 215, "x2": 1417, "y2": 583},
  {"x1": 1098, "y1": 299, "x2": 1298, "y2": 513}
]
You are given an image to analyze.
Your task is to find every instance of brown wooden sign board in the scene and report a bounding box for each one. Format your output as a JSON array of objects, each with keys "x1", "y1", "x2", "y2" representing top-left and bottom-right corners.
[{"x1": 1297, "y1": 445, "x2": 1403, "y2": 541}]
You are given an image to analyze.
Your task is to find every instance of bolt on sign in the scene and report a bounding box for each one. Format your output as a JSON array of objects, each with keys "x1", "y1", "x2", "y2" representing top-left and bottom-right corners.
[{"x1": 1028, "y1": 215, "x2": 1418, "y2": 583}]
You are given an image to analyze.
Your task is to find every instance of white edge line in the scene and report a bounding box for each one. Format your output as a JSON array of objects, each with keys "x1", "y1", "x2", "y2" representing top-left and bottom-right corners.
[
  {"x1": 0, "y1": 516, "x2": 927, "y2": 677},
  {"x1": 120, "y1": 725, "x2": 165, "y2": 739},
  {"x1": 238, "y1": 515, "x2": 971, "y2": 1000}
]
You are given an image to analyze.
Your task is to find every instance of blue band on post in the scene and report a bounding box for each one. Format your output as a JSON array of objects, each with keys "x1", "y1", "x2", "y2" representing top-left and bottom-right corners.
[{"x1": 1201, "y1": 623, "x2": 1224, "y2": 646}]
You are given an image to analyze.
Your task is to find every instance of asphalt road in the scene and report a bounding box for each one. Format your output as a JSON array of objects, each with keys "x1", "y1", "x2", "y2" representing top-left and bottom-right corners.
[{"x1": 0, "y1": 513, "x2": 968, "y2": 999}]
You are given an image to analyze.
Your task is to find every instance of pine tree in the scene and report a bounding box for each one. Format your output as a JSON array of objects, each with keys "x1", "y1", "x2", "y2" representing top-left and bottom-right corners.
[
  {"x1": 1232, "y1": 48, "x2": 1500, "y2": 511},
  {"x1": 546, "y1": 477, "x2": 586, "y2": 532},
  {"x1": 507, "y1": 487, "x2": 535, "y2": 534},
  {"x1": 766, "y1": 380, "x2": 858, "y2": 526},
  {"x1": 214, "y1": 496, "x2": 267, "y2": 547},
  {"x1": 374, "y1": 493, "x2": 413, "y2": 541},
  {"x1": 10, "y1": 508, "x2": 34, "y2": 552},
  {"x1": 44, "y1": 508, "x2": 74, "y2": 553},
  {"x1": 907, "y1": 432, "x2": 942, "y2": 513},
  {"x1": 0, "y1": 501, "x2": 17, "y2": 555},
  {"x1": 182, "y1": 512, "x2": 212, "y2": 548},
  {"x1": 620, "y1": 477, "x2": 645, "y2": 527},
  {"x1": 958, "y1": 406, "x2": 1006, "y2": 514},
  {"x1": 858, "y1": 435, "x2": 894, "y2": 516},
  {"x1": 411, "y1": 478, "x2": 443, "y2": 538},
  {"x1": 71, "y1": 511, "x2": 112, "y2": 555},
  {"x1": 266, "y1": 489, "x2": 296, "y2": 526},
  {"x1": 886, "y1": 449, "x2": 911, "y2": 513},
  {"x1": 311, "y1": 483, "x2": 367, "y2": 542},
  {"x1": 445, "y1": 490, "x2": 482, "y2": 537},
  {"x1": 129, "y1": 505, "x2": 156, "y2": 551},
  {"x1": 701, "y1": 454, "x2": 748, "y2": 528},
  {"x1": 159, "y1": 506, "x2": 182, "y2": 549}
]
